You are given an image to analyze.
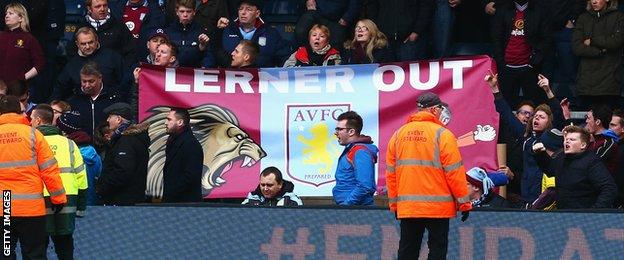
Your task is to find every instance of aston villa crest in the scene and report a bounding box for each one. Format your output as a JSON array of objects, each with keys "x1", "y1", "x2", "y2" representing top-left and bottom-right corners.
[{"x1": 286, "y1": 103, "x2": 350, "y2": 187}]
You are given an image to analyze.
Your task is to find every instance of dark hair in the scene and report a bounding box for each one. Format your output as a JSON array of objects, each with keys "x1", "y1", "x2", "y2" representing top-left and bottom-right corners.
[
  {"x1": 32, "y1": 104, "x2": 55, "y2": 124},
  {"x1": 94, "y1": 122, "x2": 112, "y2": 150},
  {"x1": 590, "y1": 104, "x2": 612, "y2": 130},
  {"x1": 170, "y1": 107, "x2": 190, "y2": 126},
  {"x1": 515, "y1": 100, "x2": 535, "y2": 110},
  {"x1": 563, "y1": 125, "x2": 590, "y2": 146},
  {"x1": 0, "y1": 80, "x2": 6, "y2": 94},
  {"x1": 239, "y1": 40, "x2": 259, "y2": 61},
  {"x1": 337, "y1": 111, "x2": 363, "y2": 134},
  {"x1": 613, "y1": 109, "x2": 624, "y2": 126},
  {"x1": 260, "y1": 166, "x2": 283, "y2": 184},
  {"x1": 0, "y1": 95, "x2": 21, "y2": 114},
  {"x1": 6, "y1": 80, "x2": 28, "y2": 97},
  {"x1": 80, "y1": 61, "x2": 102, "y2": 78}
]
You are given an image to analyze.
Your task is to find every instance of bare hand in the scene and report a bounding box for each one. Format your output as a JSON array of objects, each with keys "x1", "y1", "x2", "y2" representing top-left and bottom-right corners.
[
  {"x1": 485, "y1": 2, "x2": 496, "y2": 15},
  {"x1": 403, "y1": 32, "x2": 418, "y2": 43},
  {"x1": 499, "y1": 166, "x2": 514, "y2": 180},
  {"x1": 449, "y1": 0, "x2": 461, "y2": 7},
  {"x1": 338, "y1": 18, "x2": 348, "y2": 26},
  {"x1": 198, "y1": 33, "x2": 210, "y2": 50},
  {"x1": 217, "y1": 17, "x2": 229, "y2": 29},
  {"x1": 560, "y1": 98, "x2": 571, "y2": 120},
  {"x1": 532, "y1": 142, "x2": 546, "y2": 153},
  {"x1": 484, "y1": 70, "x2": 499, "y2": 93},
  {"x1": 306, "y1": 0, "x2": 317, "y2": 10},
  {"x1": 133, "y1": 67, "x2": 141, "y2": 84},
  {"x1": 583, "y1": 38, "x2": 591, "y2": 46}
]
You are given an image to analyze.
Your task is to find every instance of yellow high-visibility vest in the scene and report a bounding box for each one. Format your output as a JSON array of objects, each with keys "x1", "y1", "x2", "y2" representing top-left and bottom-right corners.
[{"x1": 43, "y1": 134, "x2": 88, "y2": 196}]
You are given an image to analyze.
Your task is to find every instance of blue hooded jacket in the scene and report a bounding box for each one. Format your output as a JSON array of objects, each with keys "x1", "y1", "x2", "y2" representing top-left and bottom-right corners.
[
  {"x1": 333, "y1": 135, "x2": 379, "y2": 205},
  {"x1": 80, "y1": 145, "x2": 102, "y2": 205}
]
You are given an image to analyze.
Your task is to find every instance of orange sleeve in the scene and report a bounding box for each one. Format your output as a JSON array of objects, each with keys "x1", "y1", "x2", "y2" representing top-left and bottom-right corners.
[
  {"x1": 386, "y1": 131, "x2": 398, "y2": 212},
  {"x1": 439, "y1": 130, "x2": 472, "y2": 212}
]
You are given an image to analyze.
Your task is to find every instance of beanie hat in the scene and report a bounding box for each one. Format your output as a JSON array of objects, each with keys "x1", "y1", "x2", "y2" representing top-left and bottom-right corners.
[
  {"x1": 540, "y1": 128, "x2": 563, "y2": 151},
  {"x1": 466, "y1": 167, "x2": 495, "y2": 197},
  {"x1": 57, "y1": 111, "x2": 82, "y2": 135}
]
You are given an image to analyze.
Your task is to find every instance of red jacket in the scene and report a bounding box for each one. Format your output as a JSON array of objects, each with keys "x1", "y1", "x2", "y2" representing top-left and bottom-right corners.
[{"x1": 0, "y1": 28, "x2": 45, "y2": 83}]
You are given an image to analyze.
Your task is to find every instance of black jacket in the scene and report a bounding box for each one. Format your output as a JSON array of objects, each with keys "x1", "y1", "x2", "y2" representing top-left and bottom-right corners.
[
  {"x1": 66, "y1": 15, "x2": 137, "y2": 67},
  {"x1": 242, "y1": 180, "x2": 302, "y2": 207},
  {"x1": 97, "y1": 123, "x2": 150, "y2": 205},
  {"x1": 536, "y1": 150, "x2": 617, "y2": 209},
  {"x1": 67, "y1": 89, "x2": 120, "y2": 138},
  {"x1": 491, "y1": 1, "x2": 552, "y2": 70},
  {"x1": 162, "y1": 126, "x2": 204, "y2": 203},
  {"x1": 475, "y1": 193, "x2": 511, "y2": 208},
  {"x1": 110, "y1": 0, "x2": 167, "y2": 60},
  {"x1": 53, "y1": 47, "x2": 129, "y2": 102},
  {"x1": 366, "y1": 0, "x2": 434, "y2": 41}
]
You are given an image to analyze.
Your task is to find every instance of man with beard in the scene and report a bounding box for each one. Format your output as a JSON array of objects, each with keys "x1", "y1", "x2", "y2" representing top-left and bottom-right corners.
[{"x1": 162, "y1": 107, "x2": 204, "y2": 203}]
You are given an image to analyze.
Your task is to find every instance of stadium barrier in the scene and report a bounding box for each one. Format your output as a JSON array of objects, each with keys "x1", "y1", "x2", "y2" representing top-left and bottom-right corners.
[{"x1": 46, "y1": 205, "x2": 624, "y2": 259}]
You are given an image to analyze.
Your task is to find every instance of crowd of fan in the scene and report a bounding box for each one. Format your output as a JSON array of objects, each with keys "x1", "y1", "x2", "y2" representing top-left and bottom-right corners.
[{"x1": 0, "y1": 0, "x2": 623, "y2": 210}]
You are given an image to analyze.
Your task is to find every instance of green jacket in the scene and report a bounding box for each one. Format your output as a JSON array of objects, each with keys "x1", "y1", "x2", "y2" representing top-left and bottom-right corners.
[{"x1": 572, "y1": 3, "x2": 624, "y2": 96}]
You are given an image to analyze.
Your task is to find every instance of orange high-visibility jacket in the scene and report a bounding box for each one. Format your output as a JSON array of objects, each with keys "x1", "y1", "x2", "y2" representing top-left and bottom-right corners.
[
  {"x1": 0, "y1": 114, "x2": 66, "y2": 217},
  {"x1": 386, "y1": 111, "x2": 472, "y2": 218}
]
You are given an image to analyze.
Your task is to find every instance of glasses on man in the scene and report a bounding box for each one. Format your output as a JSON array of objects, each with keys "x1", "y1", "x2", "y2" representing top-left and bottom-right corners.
[
  {"x1": 334, "y1": 127, "x2": 352, "y2": 133},
  {"x1": 518, "y1": 110, "x2": 533, "y2": 117},
  {"x1": 355, "y1": 26, "x2": 369, "y2": 32}
]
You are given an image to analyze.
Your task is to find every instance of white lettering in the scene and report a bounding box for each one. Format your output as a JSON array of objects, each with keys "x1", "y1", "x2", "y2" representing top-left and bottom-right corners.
[
  {"x1": 443, "y1": 60, "x2": 472, "y2": 89},
  {"x1": 373, "y1": 65, "x2": 404, "y2": 92},
  {"x1": 258, "y1": 71, "x2": 289, "y2": 93},
  {"x1": 294, "y1": 70, "x2": 321, "y2": 93},
  {"x1": 193, "y1": 69, "x2": 220, "y2": 93},
  {"x1": 225, "y1": 71, "x2": 254, "y2": 93},
  {"x1": 410, "y1": 62, "x2": 439, "y2": 90},
  {"x1": 325, "y1": 68, "x2": 355, "y2": 93},
  {"x1": 164, "y1": 68, "x2": 190, "y2": 92}
]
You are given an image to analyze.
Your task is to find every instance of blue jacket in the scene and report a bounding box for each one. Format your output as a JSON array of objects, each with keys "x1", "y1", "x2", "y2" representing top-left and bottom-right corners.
[
  {"x1": 165, "y1": 21, "x2": 215, "y2": 68},
  {"x1": 110, "y1": 0, "x2": 166, "y2": 60},
  {"x1": 80, "y1": 145, "x2": 102, "y2": 206},
  {"x1": 314, "y1": 0, "x2": 362, "y2": 24},
  {"x1": 333, "y1": 137, "x2": 378, "y2": 205},
  {"x1": 494, "y1": 92, "x2": 564, "y2": 203},
  {"x1": 216, "y1": 18, "x2": 292, "y2": 67}
]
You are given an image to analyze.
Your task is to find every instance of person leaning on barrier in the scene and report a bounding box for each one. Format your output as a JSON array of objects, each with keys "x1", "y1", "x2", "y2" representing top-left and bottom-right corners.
[
  {"x1": 534, "y1": 125, "x2": 617, "y2": 209},
  {"x1": 386, "y1": 92, "x2": 472, "y2": 260},
  {"x1": 96, "y1": 102, "x2": 150, "y2": 205},
  {"x1": 242, "y1": 167, "x2": 302, "y2": 207},
  {"x1": 0, "y1": 94, "x2": 67, "y2": 259},
  {"x1": 332, "y1": 111, "x2": 379, "y2": 206},
  {"x1": 466, "y1": 167, "x2": 510, "y2": 208},
  {"x1": 31, "y1": 104, "x2": 88, "y2": 260}
]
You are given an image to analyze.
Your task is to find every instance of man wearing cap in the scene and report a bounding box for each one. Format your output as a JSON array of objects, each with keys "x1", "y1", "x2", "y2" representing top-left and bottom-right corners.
[
  {"x1": 142, "y1": 28, "x2": 170, "y2": 64},
  {"x1": 30, "y1": 104, "x2": 88, "y2": 260},
  {"x1": 110, "y1": 0, "x2": 166, "y2": 60},
  {"x1": 466, "y1": 167, "x2": 510, "y2": 208},
  {"x1": 215, "y1": 0, "x2": 292, "y2": 67},
  {"x1": 386, "y1": 92, "x2": 472, "y2": 259},
  {"x1": 57, "y1": 112, "x2": 103, "y2": 208},
  {"x1": 96, "y1": 102, "x2": 150, "y2": 205}
]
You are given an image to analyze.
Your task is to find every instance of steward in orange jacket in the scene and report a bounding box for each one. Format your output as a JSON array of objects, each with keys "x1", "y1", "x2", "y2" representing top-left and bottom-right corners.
[
  {"x1": 0, "y1": 95, "x2": 66, "y2": 259},
  {"x1": 386, "y1": 92, "x2": 471, "y2": 259}
]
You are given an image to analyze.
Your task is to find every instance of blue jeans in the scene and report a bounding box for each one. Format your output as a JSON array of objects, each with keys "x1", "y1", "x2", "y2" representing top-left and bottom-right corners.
[
  {"x1": 431, "y1": 0, "x2": 454, "y2": 58},
  {"x1": 542, "y1": 27, "x2": 578, "y2": 103},
  {"x1": 390, "y1": 37, "x2": 428, "y2": 62}
]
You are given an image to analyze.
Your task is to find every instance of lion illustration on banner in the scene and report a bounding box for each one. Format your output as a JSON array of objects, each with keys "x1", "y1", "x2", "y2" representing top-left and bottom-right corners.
[{"x1": 143, "y1": 104, "x2": 266, "y2": 198}]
